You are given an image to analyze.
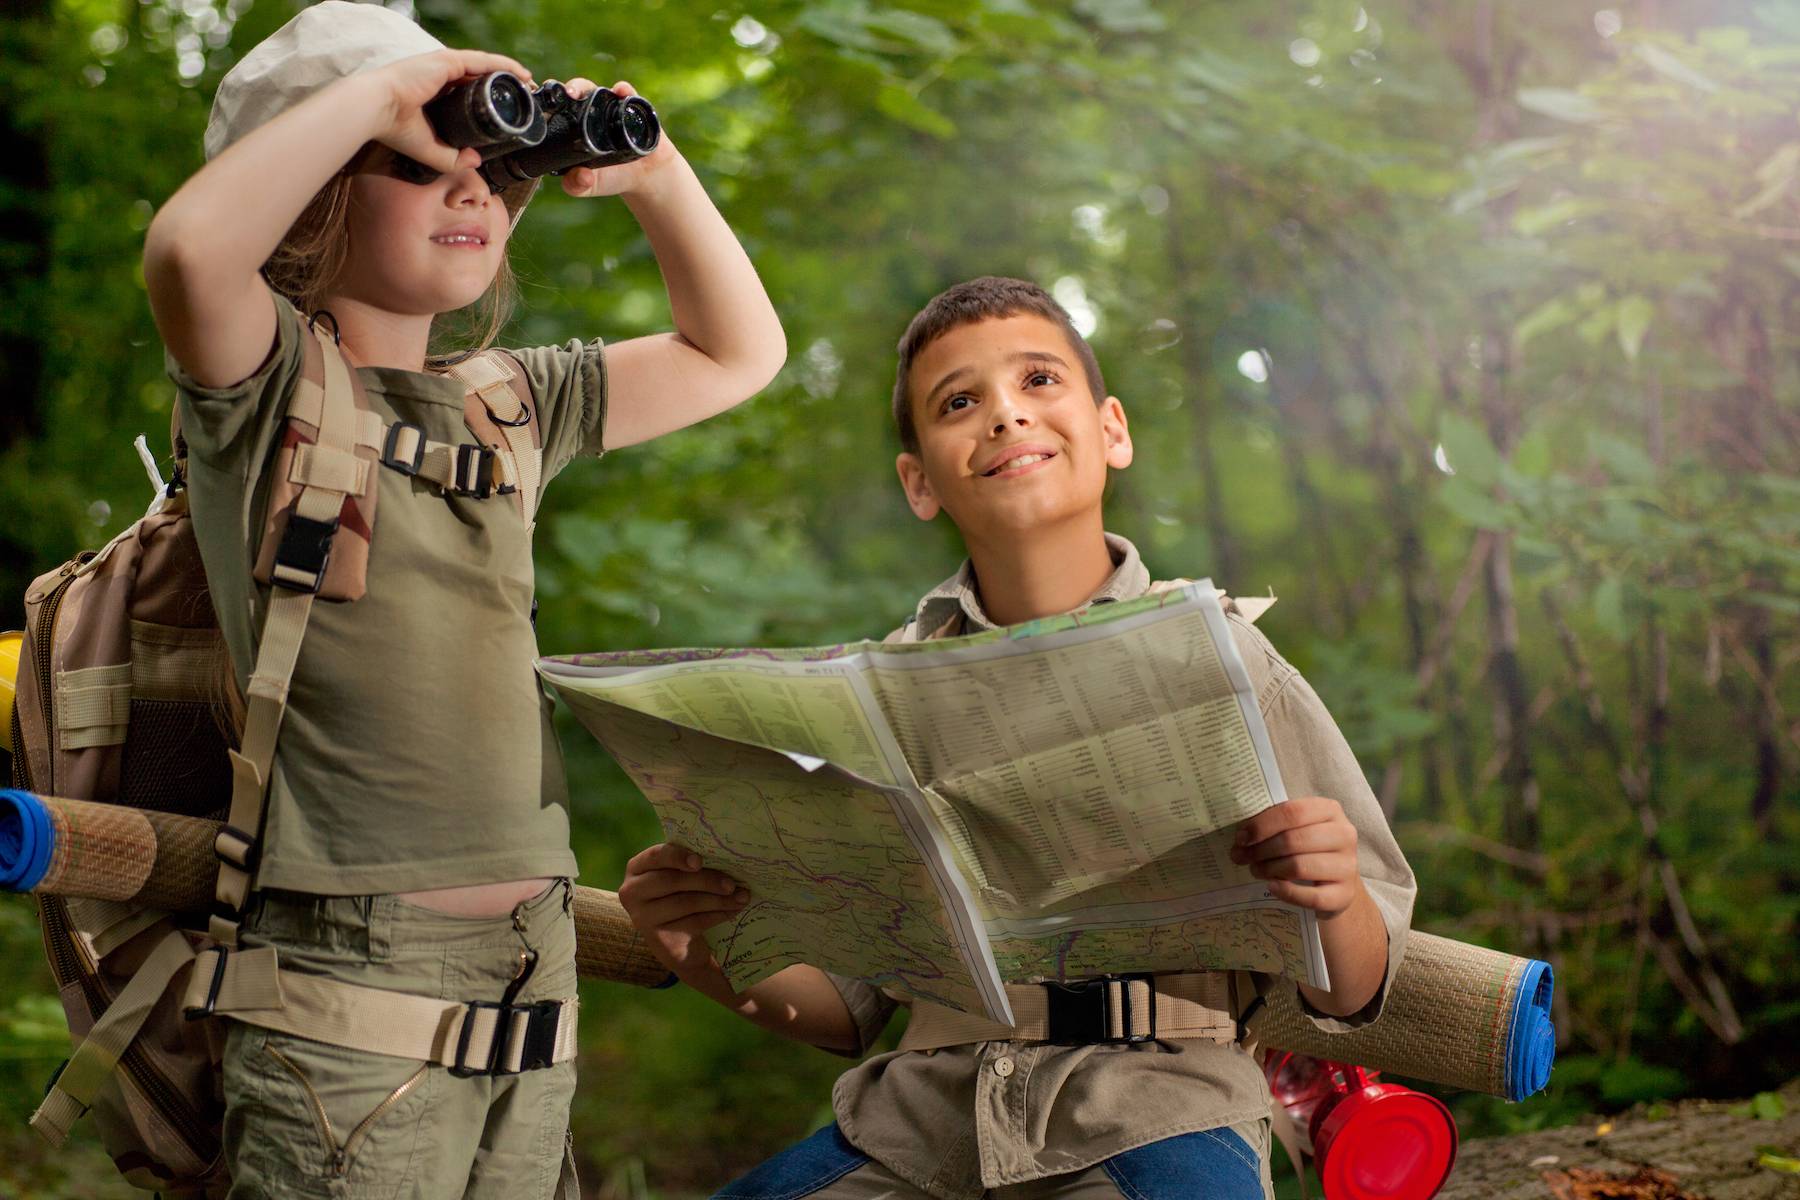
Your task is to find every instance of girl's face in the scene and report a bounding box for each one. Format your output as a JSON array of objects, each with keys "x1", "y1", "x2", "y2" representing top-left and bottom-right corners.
[{"x1": 335, "y1": 147, "x2": 513, "y2": 317}]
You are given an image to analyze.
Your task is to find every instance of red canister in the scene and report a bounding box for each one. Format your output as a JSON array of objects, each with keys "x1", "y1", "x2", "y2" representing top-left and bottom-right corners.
[{"x1": 1264, "y1": 1051, "x2": 1458, "y2": 1200}]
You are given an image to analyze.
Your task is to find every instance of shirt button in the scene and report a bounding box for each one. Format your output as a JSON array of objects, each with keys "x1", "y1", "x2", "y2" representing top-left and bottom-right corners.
[{"x1": 992, "y1": 1056, "x2": 1015, "y2": 1078}]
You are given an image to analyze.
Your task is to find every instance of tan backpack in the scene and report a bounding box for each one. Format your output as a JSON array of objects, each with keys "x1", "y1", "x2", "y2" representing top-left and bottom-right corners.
[{"x1": 9, "y1": 319, "x2": 551, "y2": 1195}]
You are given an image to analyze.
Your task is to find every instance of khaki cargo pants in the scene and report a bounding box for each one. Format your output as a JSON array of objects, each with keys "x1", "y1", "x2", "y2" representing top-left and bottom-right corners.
[{"x1": 221, "y1": 881, "x2": 579, "y2": 1199}]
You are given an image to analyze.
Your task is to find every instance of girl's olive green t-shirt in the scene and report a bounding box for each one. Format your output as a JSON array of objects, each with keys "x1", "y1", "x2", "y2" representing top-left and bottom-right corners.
[{"x1": 170, "y1": 293, "x2": 605, "y2": 894}]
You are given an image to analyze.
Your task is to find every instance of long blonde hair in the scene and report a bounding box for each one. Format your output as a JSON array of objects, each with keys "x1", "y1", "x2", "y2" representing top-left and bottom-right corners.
[{"x1": 260, "y1": 171, "x2": 533, "y2": 366}]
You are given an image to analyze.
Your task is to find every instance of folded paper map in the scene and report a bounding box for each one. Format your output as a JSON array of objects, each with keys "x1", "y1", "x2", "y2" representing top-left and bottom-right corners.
[{"x1": 539, "y1": 582, "x2": 1328, "y2": 1024}]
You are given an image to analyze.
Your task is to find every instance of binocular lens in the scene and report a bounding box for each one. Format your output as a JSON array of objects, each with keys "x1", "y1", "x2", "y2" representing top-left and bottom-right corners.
[
  {"x1": 425, "y1": 70, "x2": 537, "y2": 149},
  {"x1": 488, "y1": 75, "x2": 530, "y2": 131},
  {"x1": 583, "y1": 94, "x2": 661, "y2": 160},
  {"x1": 617, "y1": 98, "x2": 658, "y2": 153}
]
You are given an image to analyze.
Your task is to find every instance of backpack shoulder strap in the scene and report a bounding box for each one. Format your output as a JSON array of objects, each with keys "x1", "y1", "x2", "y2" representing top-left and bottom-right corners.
[
  {"x1": 212, "y1": 322, "x2": 358, "y2": 948},
  {"x1": 444, "y1": 351, "x2": 543, "y2": 527}
]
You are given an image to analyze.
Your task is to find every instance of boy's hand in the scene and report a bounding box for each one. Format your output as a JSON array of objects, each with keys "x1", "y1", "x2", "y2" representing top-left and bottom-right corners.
[
  {"x1": 617, "y1": 842, "x2": 750, "y2": 973},
  {"x1": 1229, "y1": 796, "x2": 1366, "y2": 918},
  {"x1": 369, "y1": 48, "x2": 533, "y2": 174},
  {"x1": 556, "y1": 80, "x2": 680, "y2": 199}
]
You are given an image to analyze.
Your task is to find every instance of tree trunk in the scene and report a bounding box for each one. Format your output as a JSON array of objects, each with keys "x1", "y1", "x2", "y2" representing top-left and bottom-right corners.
[{"x1": 1163, "y1": 177, "x2": 1241, "y2": 587}]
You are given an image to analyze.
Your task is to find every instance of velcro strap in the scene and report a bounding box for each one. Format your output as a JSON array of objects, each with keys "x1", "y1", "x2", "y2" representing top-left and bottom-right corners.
[
  {"x1": 185, "y1": 947, "x2": 579, "y2": 1072},
  {"x1": 444, "y1": 354, "x2": 513, "y2": 395},
  {"x1": 897, "y1": 972, "x2": 1237, "y2": 1051},
  {"x1": 53, "y1": 664, "x2": 132, "y2": 749},
  {"x1": 290, "y1": 443, "x2": 370, "y2": 497}
]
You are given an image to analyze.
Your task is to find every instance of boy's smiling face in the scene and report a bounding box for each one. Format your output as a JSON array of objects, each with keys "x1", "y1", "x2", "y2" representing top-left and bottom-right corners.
[{"x1": 897, "y1": 313, "x2": 1132, "y2": 536}]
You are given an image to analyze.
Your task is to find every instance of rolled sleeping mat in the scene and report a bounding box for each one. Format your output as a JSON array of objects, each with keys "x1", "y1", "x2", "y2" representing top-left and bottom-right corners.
[
  {"x1": 1247, "y1": 930, "x2": 1555, "y2": 1102},
  {"x1": 0, "y1": 789, "x2": 216, "y2": 913},
  {"x1": 3, "y1": 791, "x2": 1556, "y2": 1095},
  {"x1": 572, "y1": 886, "x2": 674, "y2": 988},
  {"x1": 0, "y1": 790, "x2": 671, "y2": 987}
]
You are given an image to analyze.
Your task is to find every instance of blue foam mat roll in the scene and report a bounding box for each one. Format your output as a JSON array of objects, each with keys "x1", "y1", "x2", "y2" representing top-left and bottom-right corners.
[
  {"x1": 0, "y1": 788, "x2": 53, "y2": 893},
  {"x1": 1506, "y1": 958, "x2": 1556, "y2": 1102}
]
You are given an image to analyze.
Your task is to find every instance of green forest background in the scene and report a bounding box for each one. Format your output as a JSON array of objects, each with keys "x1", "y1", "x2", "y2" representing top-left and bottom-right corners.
[{"x1": 2, "y1": 0, "x2": 1797, "y2": 1195}]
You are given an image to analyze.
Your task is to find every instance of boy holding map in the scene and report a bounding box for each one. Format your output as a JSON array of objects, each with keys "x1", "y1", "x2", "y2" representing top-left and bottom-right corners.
[{"x1": 616, "y1": 276, "x2": 1416, "y2": 1199}]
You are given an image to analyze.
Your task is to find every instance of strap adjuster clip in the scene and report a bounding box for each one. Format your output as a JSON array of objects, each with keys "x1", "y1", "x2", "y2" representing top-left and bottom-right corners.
[
  {"x1": 213, "y1": 824, "x2": 258, "y2": 872},
  {"x1": 270, "y1": 514, "x2": 338, "y2": 594},
  {"x1": 184, "y1": 948, "x2": 229, "y2": 1021},
  {"x1": 381, "y1": 421, "x2": 426, "y2": 477},
  {"x1": 1042, "y1": 973, "x2": 1157, "y2": 1045}
]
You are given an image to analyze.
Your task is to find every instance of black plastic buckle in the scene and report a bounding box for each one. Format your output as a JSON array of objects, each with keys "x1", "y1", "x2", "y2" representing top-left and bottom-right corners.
[
  {"x1": 381, "y1": 421, "x2": 426, "y2": 477},
  {"x1": 271, "y1": 514, "x2": 338, "y2": 594},
  {"x1": 451, "y1": 445, "x2": 496, "y2": 498},
  {"x1": 183, "y1": 948, "x2": 230, "y2": 1021},
  {"x1": 1042, "y1": 973, "x2": 1157, "y2": 1045},
  {"x1": 450, "y1": 999, "x2": 562, "y2": 1077}
]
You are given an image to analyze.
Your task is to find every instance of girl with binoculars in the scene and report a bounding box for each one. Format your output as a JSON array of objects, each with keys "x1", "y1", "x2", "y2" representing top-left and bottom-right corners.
[{"x1": 141, "y1": 3, "x2": 785, "y2": 1196}]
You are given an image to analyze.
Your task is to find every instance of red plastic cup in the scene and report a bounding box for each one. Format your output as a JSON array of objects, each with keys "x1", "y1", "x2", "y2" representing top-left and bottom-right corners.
[{"x1": 1265, "y1": 1052, "x2": 1458, "y2": 1200}]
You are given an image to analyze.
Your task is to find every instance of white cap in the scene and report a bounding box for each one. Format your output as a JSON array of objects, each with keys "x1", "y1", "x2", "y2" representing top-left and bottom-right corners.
[{"x1": 204, "y1": 1, "x2": 443, "y2": 161}]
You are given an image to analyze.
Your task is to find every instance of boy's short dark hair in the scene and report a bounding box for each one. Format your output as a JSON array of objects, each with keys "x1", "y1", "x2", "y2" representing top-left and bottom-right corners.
[{"x1": 892, "y1": 276, "x2": 1107, "y2": 454}]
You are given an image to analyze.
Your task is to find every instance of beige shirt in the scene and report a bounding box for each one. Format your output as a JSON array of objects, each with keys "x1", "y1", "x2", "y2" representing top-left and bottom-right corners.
[
  {"x1": 172, "y1": 294, "x2": 606, "y2": 894},
  {"x1": 825, "y1": 533, "x2": 1416, "y2": 1198}
]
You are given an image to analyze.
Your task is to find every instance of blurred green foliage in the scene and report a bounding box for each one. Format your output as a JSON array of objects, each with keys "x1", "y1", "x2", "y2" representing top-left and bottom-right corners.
[{"x1": 1, "y1": 0, "x2": 1796, "y2": 1196}]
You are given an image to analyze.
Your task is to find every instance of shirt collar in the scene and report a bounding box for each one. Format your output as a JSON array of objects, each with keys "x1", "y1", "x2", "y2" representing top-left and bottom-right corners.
[{"x1": 912, "y1": 532, "x2": 1151, "y2": 637}]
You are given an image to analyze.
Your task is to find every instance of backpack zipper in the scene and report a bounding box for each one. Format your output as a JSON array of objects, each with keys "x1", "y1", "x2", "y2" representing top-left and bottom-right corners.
[
  {"x1": 26, "y1": 565, "x2": 218, "y2": 1167},
  {"x1": 25, "y1": 567, "x2": 77, "y2": 793}
]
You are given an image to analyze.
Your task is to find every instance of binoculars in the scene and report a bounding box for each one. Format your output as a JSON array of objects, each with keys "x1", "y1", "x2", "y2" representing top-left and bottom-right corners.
[{"x1": 423, "y1": 71, "x2": 661, "y2": 190}]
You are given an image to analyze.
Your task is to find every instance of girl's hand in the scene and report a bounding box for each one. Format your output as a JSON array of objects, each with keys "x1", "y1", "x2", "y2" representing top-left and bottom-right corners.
[
  {"x1": 617, "y1": 842, "x2": 750, "y2": 974},
  {"x1": 557, "y1": 79, "x2": 680, "y2": 199},
  {"x1": 367, "y1": 48, "x2": 534, "y2": 174},
  {"x1": 1229, "y1": 795, "x2": 1366, "y2": 918}
]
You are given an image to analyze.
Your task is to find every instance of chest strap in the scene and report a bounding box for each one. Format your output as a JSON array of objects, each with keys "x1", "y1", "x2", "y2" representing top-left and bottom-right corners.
[
  {"x1": 282, "y1": 353, "x2": 539, "y2": 517},
  {"x1": 897, "y1": 971, "x2": 1241, "y2": 1051}
]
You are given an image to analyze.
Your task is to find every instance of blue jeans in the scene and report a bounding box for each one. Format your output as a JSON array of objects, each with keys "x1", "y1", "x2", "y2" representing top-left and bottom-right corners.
[{"x1": 712, "y1": 1123, "x2": 1266, "y2": 1200}]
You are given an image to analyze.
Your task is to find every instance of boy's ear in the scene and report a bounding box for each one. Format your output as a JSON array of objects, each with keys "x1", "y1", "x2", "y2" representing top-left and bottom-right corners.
[
  {"x1": 1101, "y1": 396, "x2": 1133, "y2": 469},
  {"x1": 895, "y1": 452, "x2": 941, "y2": 521}
]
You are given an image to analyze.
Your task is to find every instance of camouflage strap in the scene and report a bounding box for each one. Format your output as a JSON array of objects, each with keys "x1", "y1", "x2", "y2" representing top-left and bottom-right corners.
[
  {"x1": 896, "y1": 971, "x2": 1238, "y2": 1051},
  {"x1": 181, "y1": 945, "x2": 579, "y2": 1075},
  {"x1": 30, "y1": 928, "x2": 198, "y2": 1148}
]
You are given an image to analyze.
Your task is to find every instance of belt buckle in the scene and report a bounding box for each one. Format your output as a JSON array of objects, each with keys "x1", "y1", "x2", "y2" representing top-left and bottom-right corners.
[
  {"x1": 450, "y1": 999, "x2": 561, "y2": 1076},
  {"x1": 1042, "y1": 973, "x2": 1156, "y2": 1045}
]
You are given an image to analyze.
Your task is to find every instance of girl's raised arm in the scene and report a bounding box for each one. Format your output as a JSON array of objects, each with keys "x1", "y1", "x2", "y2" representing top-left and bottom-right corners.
[
  {"x1": 556, "y1": 82, "x2": 788, "y2": 449},
  {"x1": 143, "y1": 49, "x2": 526, "y2": 389}
]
